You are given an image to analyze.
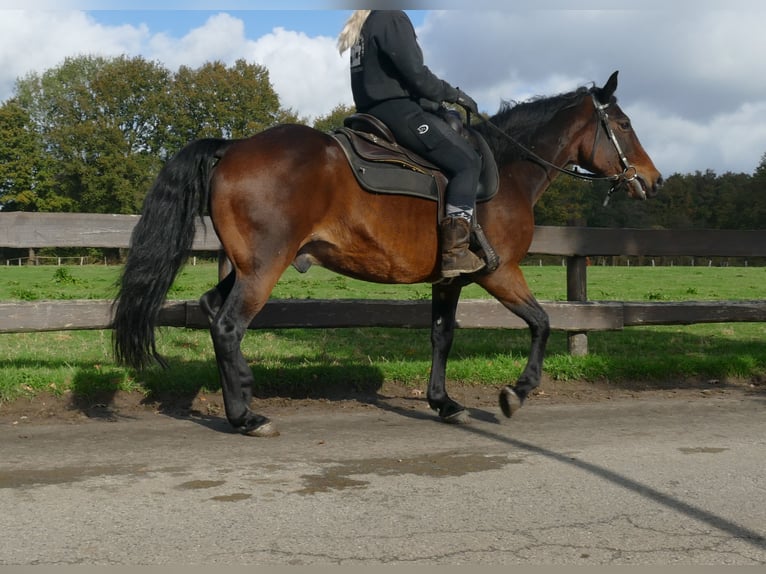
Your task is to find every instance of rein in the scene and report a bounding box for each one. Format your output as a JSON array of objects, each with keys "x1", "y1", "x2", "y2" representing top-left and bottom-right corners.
[{"x1": 470, "y1": 92, "x2": 642, "y2": 206}]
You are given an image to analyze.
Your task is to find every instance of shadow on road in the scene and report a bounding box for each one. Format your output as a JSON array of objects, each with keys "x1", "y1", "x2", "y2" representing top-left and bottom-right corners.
[{"x1": 375, "y1": 396, "x2": 766, "y2": 554}]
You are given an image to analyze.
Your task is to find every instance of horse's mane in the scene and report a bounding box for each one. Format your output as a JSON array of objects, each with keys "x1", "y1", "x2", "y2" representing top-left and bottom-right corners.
[{"x1": 476, "y1": 85, "x2": 615, "y2": 164}]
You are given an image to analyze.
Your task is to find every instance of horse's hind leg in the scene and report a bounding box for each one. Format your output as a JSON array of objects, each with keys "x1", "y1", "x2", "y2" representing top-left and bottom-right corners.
[
  {"x1": 427, "y1": 281, "x2": 470, "y2": 424},
  {"x1": 199, "y1": 270, "x2": 235, "y2": 324},
  {"x1": 209, "y1": 272, "x2": 279, "y2": 437}
]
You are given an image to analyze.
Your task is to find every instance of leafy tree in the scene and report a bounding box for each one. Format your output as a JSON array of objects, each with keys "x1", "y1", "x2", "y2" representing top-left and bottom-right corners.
[
  {"x1": 745, "y1": 153, "x2": 766, "y2": 229},
  {"x1": 715, "y1": 171, "x2": 753, "y2": 230},
  {"x1": 534, "y1": 174, "x2": 589, "y2": 226},
  {"x1": 6, "y1": 55, "x2": 297, "y2": 214},
  {"x1": 167, "y1": 59, "x2": 284, "y2": 152},
  {"x1": 0, "y1": 99, "x2": 56, "y2": 211},
  {"x1": 14, "y1": 55, "x2": 172, "y2": 213},
  {"x1": 312, "y1": 103, "x2": 356, "y2": 133}
]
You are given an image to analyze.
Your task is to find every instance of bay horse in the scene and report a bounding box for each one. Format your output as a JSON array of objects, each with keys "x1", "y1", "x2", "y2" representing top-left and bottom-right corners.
[{"x1": 113, "y1": 71, "x2": 662, "y2": 437}]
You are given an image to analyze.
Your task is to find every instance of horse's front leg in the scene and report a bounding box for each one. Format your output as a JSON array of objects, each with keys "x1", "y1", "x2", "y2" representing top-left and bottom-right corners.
[
  {"x1": 427, "y1": 281, "x2": 470, "y2": 424},
  {"x1": 498, "y1": 295, "x2": 550, "y2": 417},
  {"x1": 477, "y1": 266, "x2": 550, "y2": 418}
]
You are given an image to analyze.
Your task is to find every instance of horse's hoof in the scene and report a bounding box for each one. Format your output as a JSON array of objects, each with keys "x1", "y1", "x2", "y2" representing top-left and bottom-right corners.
[
  {"x1": 499, "y1": 386, "x2": 522, "y2": 418},
  {"x1": 432, "y1": 400, "x2": 470, "y2": 425},
  {"x1": 241, "y1": 420, "x2": 280, "y2": 438},
  {"x1": 442, "y1": 409, "x2": 471, "y2": 425}
]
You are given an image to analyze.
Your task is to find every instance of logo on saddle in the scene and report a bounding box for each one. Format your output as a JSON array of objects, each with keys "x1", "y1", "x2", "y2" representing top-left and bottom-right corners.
[{"x1": 331, "y1": 113, "x2": 499, "y2": 208}]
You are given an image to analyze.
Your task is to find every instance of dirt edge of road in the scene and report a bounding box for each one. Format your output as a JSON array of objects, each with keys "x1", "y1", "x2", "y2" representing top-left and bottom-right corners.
[{"x1": 1, "y1": 375, "x2": 763, "y2": 426}]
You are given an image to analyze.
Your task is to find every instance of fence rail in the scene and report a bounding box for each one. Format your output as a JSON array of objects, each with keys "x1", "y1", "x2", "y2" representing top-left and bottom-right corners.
[
  {"x1": 3, "y1": 212, "x2": 766, "y2": 257},
  {"x1": 1, "y1": 213, "x2": 765, "y2": 355},
  {"x1": 1, "y1": 298, "x2": 764, "y2": 335}
]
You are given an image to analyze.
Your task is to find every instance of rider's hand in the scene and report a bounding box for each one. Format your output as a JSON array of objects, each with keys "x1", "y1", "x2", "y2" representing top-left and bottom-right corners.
[{"x1": 455, "y1": 90, "x2": 479, "y2": 115}]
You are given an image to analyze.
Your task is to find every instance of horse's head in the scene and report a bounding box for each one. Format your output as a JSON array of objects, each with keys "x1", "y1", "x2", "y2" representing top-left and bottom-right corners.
[{"x1": 579, "y1": 71, "x2": 663, "y2": 200}]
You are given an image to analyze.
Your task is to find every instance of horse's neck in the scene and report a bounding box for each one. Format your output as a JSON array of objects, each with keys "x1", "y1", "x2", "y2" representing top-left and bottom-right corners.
[
  {"x1": 508, "y1": 110, "x2": 587, "y2": 206},
  {"x1": 502, "y1": 141, "x2": 571, "y2": 207}
]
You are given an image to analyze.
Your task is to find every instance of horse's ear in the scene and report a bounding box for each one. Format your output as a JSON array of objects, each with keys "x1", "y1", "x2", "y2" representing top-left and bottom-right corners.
[{"x1": 596, "y1": 71, "x2": 619, "y2": 104}]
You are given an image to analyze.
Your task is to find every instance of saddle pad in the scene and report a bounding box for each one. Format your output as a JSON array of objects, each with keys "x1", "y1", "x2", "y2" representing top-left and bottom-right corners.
[{"x1": 332, "y1": 129, "x2": 442, "y2": 201}]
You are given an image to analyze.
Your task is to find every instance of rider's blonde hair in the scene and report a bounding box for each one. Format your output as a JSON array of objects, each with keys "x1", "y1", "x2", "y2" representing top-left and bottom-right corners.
[{"x1": 337, "y1": 10, "x2": 371, "y2": 54}]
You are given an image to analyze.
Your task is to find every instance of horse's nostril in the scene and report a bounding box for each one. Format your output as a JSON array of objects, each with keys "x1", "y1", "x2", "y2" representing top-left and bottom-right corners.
[{"x1": 645, "y1": 175, "x2": 663, "y2": 197}]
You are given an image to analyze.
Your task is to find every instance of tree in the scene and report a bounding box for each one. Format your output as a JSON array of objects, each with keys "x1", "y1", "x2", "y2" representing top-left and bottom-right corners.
[
  {"x1": 14, "y1": 55, "x2": 173, "y2": 213},
  {"x1": 0, "y1": 99, "x2": 55, "y2": 211},
  {"x1": 312, "y1": 103, "x2": 356, "y2": 133},
  {"x1": 167, "y1": 59, "x2": 285, "y2": 152},
  {"x1": 715, "y1": 171, "x2": 753, "y2": 230},
  {"x1": 534, "y1": 174, "x2": 589, "y2": 226},
  {"x1": 7, "y1": 55, "x2": 302, "y2": 214},
  {"x1": 745, "y1": 152, "x2": 766, "y2": 229}
]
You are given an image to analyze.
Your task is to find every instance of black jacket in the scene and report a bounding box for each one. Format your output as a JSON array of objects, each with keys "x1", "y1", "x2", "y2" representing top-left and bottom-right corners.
[{"x1": 350, "y1": 10, "x2": 460, "y2": 112}]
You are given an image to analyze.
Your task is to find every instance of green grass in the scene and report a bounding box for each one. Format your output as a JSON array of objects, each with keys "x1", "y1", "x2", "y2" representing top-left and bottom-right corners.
[
  {"x1": 3, "y1": 262, "x2": 764, "y2": 301},
  {"x1": 0, "y1": 263, "x2": 764, "y2": 403}
]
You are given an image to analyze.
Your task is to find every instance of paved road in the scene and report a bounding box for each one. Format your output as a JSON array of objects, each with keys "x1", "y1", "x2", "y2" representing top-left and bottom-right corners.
[{"x1": 1, "y1": 394, "x2": 765, "y2": 566}]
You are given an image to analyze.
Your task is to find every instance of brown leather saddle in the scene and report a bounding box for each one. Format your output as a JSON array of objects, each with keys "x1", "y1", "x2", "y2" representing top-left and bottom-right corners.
[
  {"x1": 330, "y1": 111, "x2": 500, "y2": 273},
  {"x1": 331, "y1": 112, "x2": 499, "y2": 208}
]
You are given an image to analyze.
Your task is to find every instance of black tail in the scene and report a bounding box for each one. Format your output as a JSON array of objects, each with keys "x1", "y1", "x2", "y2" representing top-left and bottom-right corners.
[{"x1": 113, "y1": 138, "x2": 231, "y2": 370}]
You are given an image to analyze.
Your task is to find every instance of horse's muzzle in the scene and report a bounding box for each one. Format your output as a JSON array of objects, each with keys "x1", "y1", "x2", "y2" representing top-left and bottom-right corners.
[{"x1": 632, "y1": 173, "x2": 663, "y2": 200}]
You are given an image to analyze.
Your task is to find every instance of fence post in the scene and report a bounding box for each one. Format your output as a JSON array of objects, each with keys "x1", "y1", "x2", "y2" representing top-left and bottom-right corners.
[{"x1": 566, "y1": 255, "x2": 589, "y2": 356}]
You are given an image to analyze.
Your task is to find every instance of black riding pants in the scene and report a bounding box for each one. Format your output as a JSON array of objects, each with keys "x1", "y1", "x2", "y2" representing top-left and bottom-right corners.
[{"x1": 365, "y1": 98, "x2": 481, "y2": 210}]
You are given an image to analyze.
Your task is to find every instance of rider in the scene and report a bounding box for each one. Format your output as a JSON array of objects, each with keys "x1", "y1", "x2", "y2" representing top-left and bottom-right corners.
[{"x1": 338, "y1": 10, "x2": 485, "y2": 278}]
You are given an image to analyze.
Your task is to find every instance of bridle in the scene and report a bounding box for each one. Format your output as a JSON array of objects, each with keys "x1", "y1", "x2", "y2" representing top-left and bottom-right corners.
[
  {"x1": 589, "y1": 94, "x2": 645, "y2": 205},
  {"x1": 470, "y1": 90, "x2": 646, "y2": 206}
]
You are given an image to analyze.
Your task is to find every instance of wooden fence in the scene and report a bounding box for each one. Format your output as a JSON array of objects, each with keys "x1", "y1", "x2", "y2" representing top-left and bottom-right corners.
[{"x1": 1, "y1": 212, "x2": 765, "y2": 355}]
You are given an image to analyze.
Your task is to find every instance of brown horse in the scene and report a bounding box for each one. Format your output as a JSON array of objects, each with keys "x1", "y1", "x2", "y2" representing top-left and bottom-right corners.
[{"x1": 113, "y1": 71, "x2": 662, "y2": 436}]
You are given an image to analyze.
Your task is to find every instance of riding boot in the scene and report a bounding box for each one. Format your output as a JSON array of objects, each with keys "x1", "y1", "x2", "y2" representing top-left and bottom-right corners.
[{"x1": 439, "y1": 216, "x2": 486, "y2": 278}]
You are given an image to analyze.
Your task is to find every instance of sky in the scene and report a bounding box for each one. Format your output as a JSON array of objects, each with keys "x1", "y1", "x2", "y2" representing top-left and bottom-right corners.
[{"x1": 1, "y1": 3, "x2": 766, "y2": 177}]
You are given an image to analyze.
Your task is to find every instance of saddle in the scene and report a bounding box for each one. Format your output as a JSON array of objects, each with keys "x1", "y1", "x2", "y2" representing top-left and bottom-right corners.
[
  {"x1": 331, "y1": 111, "x2": 499, "y2": 208},
  {"x1": 330, "y1": 111, "x2": 500, "y2": 273}
]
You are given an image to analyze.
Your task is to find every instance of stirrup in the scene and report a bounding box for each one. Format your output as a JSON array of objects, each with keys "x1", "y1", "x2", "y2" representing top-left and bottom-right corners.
[{"x1": 470, "y1": 223, "x2": 500, "y2": 273}]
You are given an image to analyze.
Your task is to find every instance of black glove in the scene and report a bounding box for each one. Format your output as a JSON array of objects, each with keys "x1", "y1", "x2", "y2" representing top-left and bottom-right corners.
[
  {"x1": 418, "y1": 98, "x2": 441, "y2": 113},
  {"x1": 455, "y1": 89, "x2": 479, "y2": 115}
]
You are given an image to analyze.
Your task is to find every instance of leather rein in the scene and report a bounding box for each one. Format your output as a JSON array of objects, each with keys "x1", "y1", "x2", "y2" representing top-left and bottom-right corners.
[{"x1": 469, "y1": 92, "x2": 644, "y2": 206}]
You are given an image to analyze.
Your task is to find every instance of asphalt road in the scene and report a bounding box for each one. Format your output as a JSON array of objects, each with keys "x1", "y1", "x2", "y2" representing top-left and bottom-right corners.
[{"x1": 1, "y1": 394, "x2": 765, "y2": 566}]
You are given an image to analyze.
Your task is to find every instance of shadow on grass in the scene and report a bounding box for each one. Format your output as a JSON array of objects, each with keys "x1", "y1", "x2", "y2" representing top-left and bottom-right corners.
[
  {"x1": 68, "y1": 359, "x2": 386, "y2": 425},
  {"x1": 44, "y1": 325, "x2": 765, "y2": 422}
]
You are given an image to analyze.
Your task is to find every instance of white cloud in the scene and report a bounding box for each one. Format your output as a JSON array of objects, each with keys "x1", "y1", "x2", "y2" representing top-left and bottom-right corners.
[
  {"x1": 1, "y1": 8, "x2": 765, "y2": 175},
  {"x1": 0, "y1": 11, "x2": 350, "y2": 123},
  {"x1": 626, "y1": 101, "x2": 766, "y2": 176},
  {"x1": 417, "y1": 9, "x2": 766, "y2": 174},
  {"x1": 145, "y1": 16, "x2": 352, "y2": 121},
  {"x1": 0, "y1": 11, "x2": 146, "y2": 95},
  {"x1": 245, "y1": 27, "x2": 351, "y2": 120},
  {"x1": 147, "y1": 13, "x2": 248, "y2": 70},
  {"x1": 709, "y1": 102, "x2": 766, "y2": 173},
  {"x1": 624, "y1": 103, "x2": 712, "y2": 176}
]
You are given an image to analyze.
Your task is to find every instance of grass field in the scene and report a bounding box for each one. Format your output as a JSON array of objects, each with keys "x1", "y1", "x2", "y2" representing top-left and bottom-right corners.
[
  {"x1": 3, "y1": 261, "x2": 765, "y2": 302},
  {"x1": 0, "y1": 263, "x2": 764, "y2": 402}
]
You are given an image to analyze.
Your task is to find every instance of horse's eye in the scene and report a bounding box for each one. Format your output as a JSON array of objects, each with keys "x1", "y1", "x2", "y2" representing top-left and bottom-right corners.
[{"x1": 619, "y1": 121, "x2": 631, "y2": 131}]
